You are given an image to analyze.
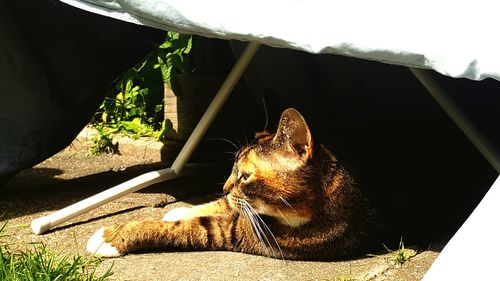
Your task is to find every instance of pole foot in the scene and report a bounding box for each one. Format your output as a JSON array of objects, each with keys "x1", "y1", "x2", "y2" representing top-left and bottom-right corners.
[{"x1": 31, "y1": 217, "x2": 52, "y2": 234}]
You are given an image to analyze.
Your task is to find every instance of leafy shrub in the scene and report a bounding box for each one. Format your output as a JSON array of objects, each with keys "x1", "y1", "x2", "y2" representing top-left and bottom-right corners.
[{"x1": 92, "y1": 32, "x2": 191, "y2": 140}]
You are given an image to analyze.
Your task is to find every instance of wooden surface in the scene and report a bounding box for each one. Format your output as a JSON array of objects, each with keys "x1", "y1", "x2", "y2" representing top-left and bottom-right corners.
[{"x1": 164, "y1": 74, "x2": 225, "y2": 140}]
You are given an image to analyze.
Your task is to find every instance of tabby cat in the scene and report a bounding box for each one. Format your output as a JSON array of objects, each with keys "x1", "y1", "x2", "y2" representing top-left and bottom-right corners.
[{"x1": 87, "y1": 108, "x2": 378, "y2": 260}]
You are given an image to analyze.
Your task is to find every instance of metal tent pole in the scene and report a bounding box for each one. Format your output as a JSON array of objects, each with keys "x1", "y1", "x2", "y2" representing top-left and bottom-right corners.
[
  {"x1": 31, "y1": 42, "x2": 261, "y2": 234},
  {"x1": 410, "y1": 67, "x2": 500, "y2": 173}
]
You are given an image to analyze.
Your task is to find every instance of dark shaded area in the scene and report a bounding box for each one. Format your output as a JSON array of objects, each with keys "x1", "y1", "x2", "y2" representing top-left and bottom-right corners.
[
  {"x1": 152, "y1": 39, "x2": 500, "y2": 248},
  {"x1": 0, "y1": 0, "x2": 164, "y2": 182},
  {"x1": 239, "y1": 44, "x2": 499, "y2": 247},
  {"x1": 0, "y1": 161, "x2": 222, "y2": 222}
]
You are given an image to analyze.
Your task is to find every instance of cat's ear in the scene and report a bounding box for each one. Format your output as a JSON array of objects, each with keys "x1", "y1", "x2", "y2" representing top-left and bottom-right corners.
[{"x1": 273, "y1": 108, "x2": 313, "y2": 160}]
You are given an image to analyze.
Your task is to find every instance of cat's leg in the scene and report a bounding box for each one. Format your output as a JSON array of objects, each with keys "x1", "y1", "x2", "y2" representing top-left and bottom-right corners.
[
  {"x1": 162, "y1": 197, "x2": 231, "y2": 222},
  {"x1": 87, "y1": 212, "x2": 272, "y2": 258}
]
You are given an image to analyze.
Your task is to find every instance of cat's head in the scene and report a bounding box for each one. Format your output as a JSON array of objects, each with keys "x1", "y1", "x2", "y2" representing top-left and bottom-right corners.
[{"x1": 224, "y1": 108, "x2": 316, "y2": 227}]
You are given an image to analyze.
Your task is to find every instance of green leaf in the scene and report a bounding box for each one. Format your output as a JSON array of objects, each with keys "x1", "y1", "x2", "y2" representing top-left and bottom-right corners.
[
  {"x1": 167, "y1": 31, "x2": 180, "y2": 41},
  {"x1": 155, "y1": 119, "x2": 173, "y2": 140},
  {"x1": 102, "y1": 112, "x2": 108, "y2": 123},
  {"x1": 116, "y1": 92, "x2": 124, "y2": 101},
  {"x1": 128, "y1": 108, "x2": 139, "y2": 117},
  {"x1": 138, "y1": 88, "x2": 149, "y2": 98},
  {"x1": 133, "y1": 59, "x2": 149, "y2": 72},
  {"x1": 131, "y1": 85, "x2": 140, "y2": 94},
  {"x1": 118, "y1": 118, "x2": 154, "y2": 137},
  {"x1": 125, "y1": 79, "x2": 133, "y2": 93},
  {"x1": 160, "y1": 61, "x2": 173, "y2": 88},
  {"x1": 183, "y1": 35, "x2": 193, "y2": 54},
  {"x1": 159, "y1": 40, "x2": 173, "y2": 50}
]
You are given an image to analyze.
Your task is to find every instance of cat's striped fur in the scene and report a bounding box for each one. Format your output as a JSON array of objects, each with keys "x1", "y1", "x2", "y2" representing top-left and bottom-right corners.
[{"x1": 87, "y1": 108, "x2": 378, "y2": 260}]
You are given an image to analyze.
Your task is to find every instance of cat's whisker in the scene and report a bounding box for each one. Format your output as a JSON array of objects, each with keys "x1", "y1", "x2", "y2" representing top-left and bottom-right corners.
[
  {"x1": 243, "y1": 200, "x2": 284, "y2": 260},
  {"x1": 240, "y1": 200, "x2": 273, "y2": 257},
  {"x1": 235, "y1": 138, "x2": 243, "y2": 150},
  {"x1": 279, "y1": 196, "x2": 298, "y2": 215},
  {"x1": 251, "y1": 212, "x2": 284, "y2": 260},
  {"x1": 241, "y1": 203, "x2": 270, "y2": 256},
  {"x1": 246, "y1": 209, "x2": 274, "y2": 258},
  {"x1": 247, "y1": 211, "x2": 268, "y2": 252},
  {"x1": 207, "y1": 137, "x2": 239, "y2": 151},
  {"x1": 234, "y1": 197, "x2": 249, "y2": 211},
  {"x1": 276, "y1": 208, "x2": 292, "y2": 227},
  {"x1": 261, "y1": 95, "x2": 269, "y2": 131},
  {"x1": 217, "y1": 174, "x2": 230, "y2": 184}
]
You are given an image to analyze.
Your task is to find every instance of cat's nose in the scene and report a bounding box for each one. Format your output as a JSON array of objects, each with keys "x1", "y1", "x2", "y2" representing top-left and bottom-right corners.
[
  {"x1": 223, "y1": 175, "x2": 235, "y2": 195},
  {"x1": 223, "y1": 183, "x2": 233, "y2": 195}
]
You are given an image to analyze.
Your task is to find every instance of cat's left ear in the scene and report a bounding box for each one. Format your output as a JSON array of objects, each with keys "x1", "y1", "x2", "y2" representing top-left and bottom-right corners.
[{"x1": 273, "y1": 108, "x2": 313, "y2": 160}]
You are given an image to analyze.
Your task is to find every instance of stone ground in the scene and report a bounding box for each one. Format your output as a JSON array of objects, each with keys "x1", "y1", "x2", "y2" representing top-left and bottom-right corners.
[{"x1": 0, "y1": 128, "x2": 442, "y2": 280}]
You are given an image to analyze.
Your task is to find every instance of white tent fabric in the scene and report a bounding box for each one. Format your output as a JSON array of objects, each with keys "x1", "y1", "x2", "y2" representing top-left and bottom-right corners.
[
  {"x1": 61, "y1": 0, "x2": 500, "y2": 81},
  {"x1": 423, "y1": 174, "x2": 500, "y2": 280}
]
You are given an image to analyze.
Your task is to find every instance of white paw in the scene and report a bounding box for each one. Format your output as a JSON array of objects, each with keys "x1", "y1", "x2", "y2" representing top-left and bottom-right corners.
[
  {"x1": 162, "y1": 207, "x2": 192, "y2": 222},
  {"x1": 86, "y1": 227, "x2": 121, "y2": 257}
]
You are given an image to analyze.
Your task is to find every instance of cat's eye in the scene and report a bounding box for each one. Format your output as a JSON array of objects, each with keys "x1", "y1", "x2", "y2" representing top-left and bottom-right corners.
[{"x1": 238, "y1": 171, "x2": 251, "y2": 182}]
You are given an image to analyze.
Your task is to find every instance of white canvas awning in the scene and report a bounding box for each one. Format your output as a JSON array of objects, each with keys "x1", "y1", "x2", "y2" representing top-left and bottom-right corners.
[{"x1": 60, "y1": 0, "x2": 500, "y2": 81}]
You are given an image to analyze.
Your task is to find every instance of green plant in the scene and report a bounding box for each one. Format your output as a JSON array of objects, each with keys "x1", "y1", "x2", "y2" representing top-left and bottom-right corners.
[
  {"x1": 89, "y1": 126, "x2": 116, "y2": 155},
  {"x1": 0, "y1": 222, "x2": 113, "y2": 280},
  {"x1": 384, "y1": 238, "x2": 416, "y2": 266},
  {"x1": 92, "y1": 31, "x2": 192, "y2": 140},
  {"x1": 96, "y1": 75, "x2": 158, "y2": 138},
  {"x1": 155, "y1": 31, "x2": 193, "y2": 89}
]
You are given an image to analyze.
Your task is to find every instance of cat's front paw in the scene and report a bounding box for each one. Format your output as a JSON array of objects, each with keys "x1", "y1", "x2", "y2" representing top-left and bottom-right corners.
[
  {"x1": 86, "y1": 227, "x2": 122, "y2": 257},
  {"x1": 162, "y1": 207, "x2": 192, "y2": 222}
]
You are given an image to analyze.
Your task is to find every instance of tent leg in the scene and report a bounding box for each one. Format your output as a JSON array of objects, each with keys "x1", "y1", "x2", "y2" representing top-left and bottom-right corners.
[
  {"x1": 31, "y1": 42, "x2": 261, "y2": 235},
  {"x1": 410, "y1": 68, "x2": 500, "y2": 173},
  {"x1": 412, "y1": 69, "x2": 500, "y2": 280}
]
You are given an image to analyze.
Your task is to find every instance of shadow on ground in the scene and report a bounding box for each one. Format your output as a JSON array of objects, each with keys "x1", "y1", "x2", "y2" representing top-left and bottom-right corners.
[
  {"x1": 1, "y1": 154, "x2": 226, "y2": 222},
  {"x1": 0, "y1": 142, "x2": 446, "y2": 280}
]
